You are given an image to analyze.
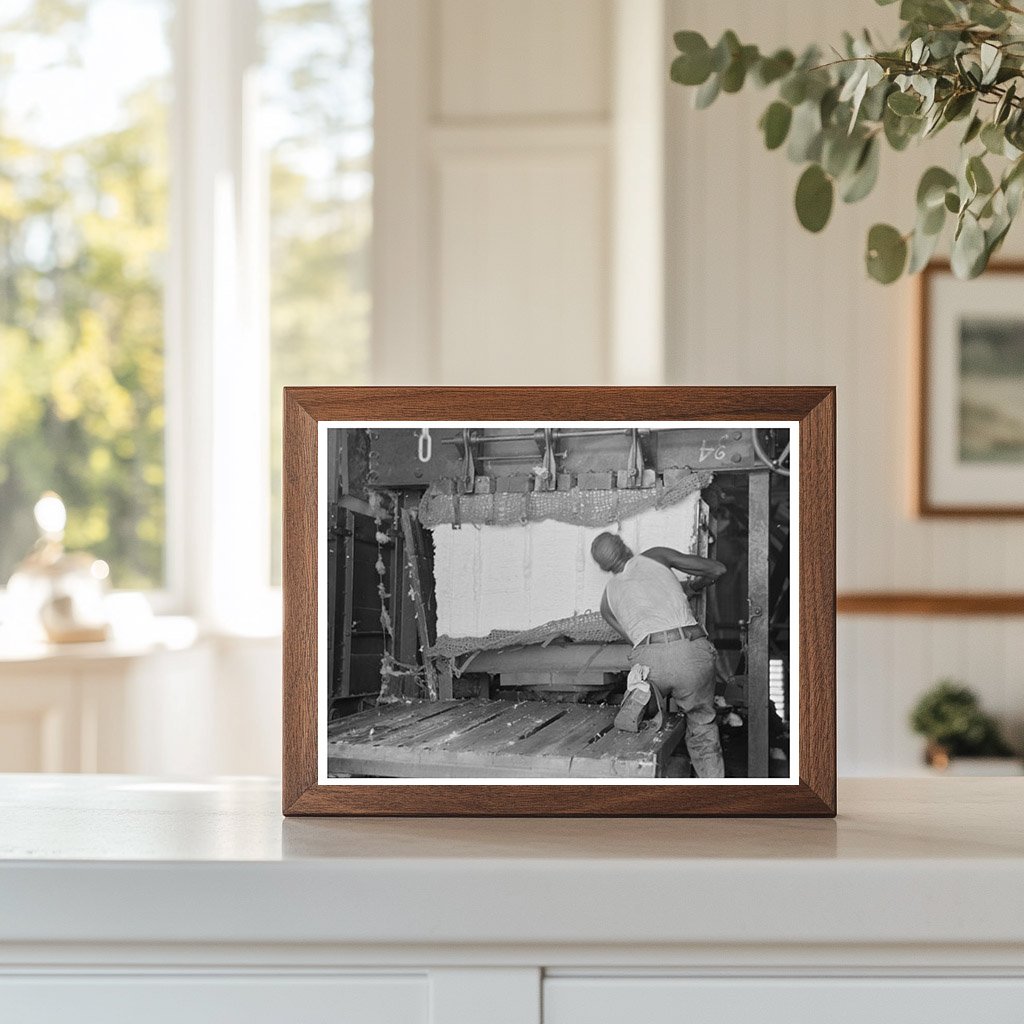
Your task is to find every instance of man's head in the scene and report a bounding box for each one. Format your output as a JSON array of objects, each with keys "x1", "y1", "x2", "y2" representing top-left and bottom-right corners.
[{"x1": 591, "y1": 532, "x2": 632, "y2": 574}]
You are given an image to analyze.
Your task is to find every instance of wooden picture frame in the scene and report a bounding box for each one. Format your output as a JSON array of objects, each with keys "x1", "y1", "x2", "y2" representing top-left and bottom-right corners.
[
  {"x1": 916, "y1": 260, "x2": 1024, "y2": 517},
  {"x1": 283, "y1": 387, "x2": 836, "y2": 816}
]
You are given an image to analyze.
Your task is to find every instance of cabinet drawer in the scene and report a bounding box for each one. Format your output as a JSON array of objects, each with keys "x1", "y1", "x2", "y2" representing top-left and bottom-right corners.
[
  {"x1": 0, "y1": 974, "x2": 427, "y2": 1024},
  {"x1": 544, "y1": 977, "x2": 1024, "y2": 1024}
]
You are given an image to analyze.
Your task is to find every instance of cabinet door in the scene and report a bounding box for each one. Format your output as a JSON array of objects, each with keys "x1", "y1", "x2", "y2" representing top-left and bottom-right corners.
[
  {"x1": 0, "y1": 974, "x2": 427, "y2": 1024},
  {"x1": 544, "y1": 977, "x2": 1024, "y2": 1024}
]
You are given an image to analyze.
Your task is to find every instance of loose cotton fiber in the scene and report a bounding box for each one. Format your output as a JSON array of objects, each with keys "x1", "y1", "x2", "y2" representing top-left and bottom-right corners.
[{"x1": 431, "y1": 493, "x2": 702, "y2": 638}]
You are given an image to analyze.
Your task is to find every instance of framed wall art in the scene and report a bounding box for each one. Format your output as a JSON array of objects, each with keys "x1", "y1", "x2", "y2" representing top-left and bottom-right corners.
[
  {"x1": 917, "y1": 261, "x2": 1024, "y2": 517},
  {"x1": 282, "y1": 387, "x2": 836, "y2": 816}
]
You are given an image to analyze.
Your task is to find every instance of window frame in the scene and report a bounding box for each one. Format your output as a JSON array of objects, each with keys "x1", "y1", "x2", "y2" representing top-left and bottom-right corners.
[{"x1": 167, "y1": 0, "x2": 279, "y2": 633}]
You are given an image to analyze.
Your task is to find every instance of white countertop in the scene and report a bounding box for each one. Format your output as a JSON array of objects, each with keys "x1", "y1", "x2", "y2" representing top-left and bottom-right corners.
[{"x1": 1, "y1": 775, "x2": 1022, "y2": 952}]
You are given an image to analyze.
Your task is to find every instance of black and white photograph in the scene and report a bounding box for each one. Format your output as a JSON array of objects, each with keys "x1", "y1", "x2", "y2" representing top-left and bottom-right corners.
[{"x1": 319, "y1": 422, "x2": 796, "y2": 783}]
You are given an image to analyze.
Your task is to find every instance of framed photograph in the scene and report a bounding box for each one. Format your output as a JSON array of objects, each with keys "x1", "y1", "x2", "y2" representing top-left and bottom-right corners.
[
  {"x1": 917, "y1": 261, "x2": 1024, "y2": 517},
  {"x1": 283, "y1": 387, "x2": 835, "y2": 816}
]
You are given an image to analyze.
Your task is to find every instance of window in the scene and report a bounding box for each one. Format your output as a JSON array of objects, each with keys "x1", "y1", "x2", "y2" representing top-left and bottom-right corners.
[
  {"x1": 261, "y1": 0, "x2": 372, "y2": 582},
  {"x1": 0, "y1": 0, "x2": 373, "y2": 620},
  {"x1": 0, "y1": 0, "x2": 173, "y2": 589}
]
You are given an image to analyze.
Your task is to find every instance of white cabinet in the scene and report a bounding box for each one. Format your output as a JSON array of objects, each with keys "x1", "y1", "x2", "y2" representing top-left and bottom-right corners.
[
  {"x1": 1, "y1": 778, "x2": 1022, "y2": 1024},
  {"x1": 544, "y1": 977, "x2": 1024, "y2": 1024},
  {"x1": 0, "y1": 975, "x2": 427, "y2": 1024}
]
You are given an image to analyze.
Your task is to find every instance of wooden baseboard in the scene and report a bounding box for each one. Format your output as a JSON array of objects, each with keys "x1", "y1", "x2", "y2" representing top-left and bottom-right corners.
[{"x1": 837, "y1": 592, "x2": 1024, "y2": 616}]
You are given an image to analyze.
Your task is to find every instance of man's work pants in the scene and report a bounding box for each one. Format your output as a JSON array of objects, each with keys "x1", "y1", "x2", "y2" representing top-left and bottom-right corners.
[{"x1": 628, "y1": 636, "x2": 724, "y2": 778}]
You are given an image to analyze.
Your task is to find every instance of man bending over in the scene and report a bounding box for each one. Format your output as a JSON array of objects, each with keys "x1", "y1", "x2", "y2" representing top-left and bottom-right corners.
[{"x1": 591, "y1": 532, "x2": 726, "y2": 778}]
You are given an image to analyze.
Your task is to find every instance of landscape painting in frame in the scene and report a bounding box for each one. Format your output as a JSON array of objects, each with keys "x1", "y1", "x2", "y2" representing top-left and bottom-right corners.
[
  {"x1": 318, "y1": 421, "x2": 798, "y2": 785},
  {"x1": 919, "y1": 262, "x2": 1024, "y2": 515}
]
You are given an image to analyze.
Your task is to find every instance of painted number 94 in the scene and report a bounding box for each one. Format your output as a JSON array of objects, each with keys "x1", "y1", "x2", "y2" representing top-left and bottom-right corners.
[{"x1": 698, "y1": 440, "x2": 727, "y2": 463}]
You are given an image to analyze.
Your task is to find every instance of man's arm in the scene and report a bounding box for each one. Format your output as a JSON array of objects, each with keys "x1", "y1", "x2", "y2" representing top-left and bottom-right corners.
[
  {"x1": 640, "y1": 546, "x2": 726, "y2": 592},
  {"x1": 600, "y1": 591, "x2": 631, "y2": 642}
]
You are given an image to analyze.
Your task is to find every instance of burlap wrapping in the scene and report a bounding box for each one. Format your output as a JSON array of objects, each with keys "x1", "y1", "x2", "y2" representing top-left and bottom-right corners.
[
  {"x1": 418, "y1": 471, "x2": 711, "y2": 528},
  {"x1": 430, "y1": 610, "x2": 620, "y2": 660}
]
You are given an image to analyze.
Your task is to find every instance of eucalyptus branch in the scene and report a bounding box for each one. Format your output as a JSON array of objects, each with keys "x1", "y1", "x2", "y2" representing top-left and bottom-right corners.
[{"x1": 670, "y1": 0, "x2": 1024, "y2": 283}]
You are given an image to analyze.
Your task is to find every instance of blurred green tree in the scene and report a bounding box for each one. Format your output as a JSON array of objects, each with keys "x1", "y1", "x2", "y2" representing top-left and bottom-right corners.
[{"x1": 0, "y1": 0, "x2": 170, "y2": 588}]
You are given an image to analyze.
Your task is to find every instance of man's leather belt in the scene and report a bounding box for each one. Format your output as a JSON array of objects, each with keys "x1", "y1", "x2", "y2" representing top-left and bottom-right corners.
[{"x1": 636, "y1": 624, "x2": 707, "y2": 646}]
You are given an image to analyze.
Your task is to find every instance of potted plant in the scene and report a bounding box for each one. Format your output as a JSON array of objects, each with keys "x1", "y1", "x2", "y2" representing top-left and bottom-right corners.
[
  {"x1": 670, "y1": 0, "x2": 1024, "y2": 283},
  {"x1": 909, "y1": 680, "x2": 1021, "y2": 773}
]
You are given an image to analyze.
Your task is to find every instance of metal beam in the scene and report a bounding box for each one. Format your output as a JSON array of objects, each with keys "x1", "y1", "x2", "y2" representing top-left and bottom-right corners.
[
  {"x1": 463, "y1": 644, "x2": 630, "y2": 675},
  {"x1": 747, "y1": 470, "x2": 771, "y2": 778}
]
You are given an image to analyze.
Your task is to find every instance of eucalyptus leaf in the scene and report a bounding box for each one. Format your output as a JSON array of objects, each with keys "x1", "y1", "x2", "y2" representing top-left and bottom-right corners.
[
  {"x1": 967, "y1": 154, "x2": 995, "y2": 195},
  {"x1": 942, "y1": 91, "x2": 974, "y2": 122},
  {"x1": 866, "y1": 223, "x2": 908, "y2": 283},
  {"x1": 980, "y1": 42, "x2": 1002, "y2": 86},
  {"x1": 908, "y1": 221, "x2": 942, "y2": 273},
  {"x1": 787, "y1": 100, "x2": 824, "y2": 162},
  {"x1": 914, "y1": 75, "x2": 937, "y2": 111},
  {"x1": 921, "y1": 200, "x2": 946, "y2": 235},
  {"x1": 822, "y1": 128, "x2": 863, "y2": 178},
  {"x1": 987, "y1": 214, "x2": 1012, "y2": 259},
  {"x1": 962, "y1": 115, "x2": 983, "y2": 145},
  {"x1": 721, "y1": 44, "x2": 759, "y2": 92},
  {"x1": 903, "y1": 0, "x2": 958, "y2": 28},
  {"x1": 981, "y1": 121, "x2": 1006, "y2": 155},
  {"x1": 842, "y1": 137, "x2": 880, "y2": 203},
  {"x1": 795, "y1": 164, "x2": 834, "y2": 232},
  {"x1": 884, "y1": 106, "x2": 922, "y2": 149},
  {"x1": 710, "y1": 31, "x2": 740, "y2": 73},
  {"x1": 820, "y1": 85, "x2": 841, "y2": 126},
  {"x1": 927, "y1": 30, "x2": 963, "y2": 60},
  {"x1": 694, "y1": 73, "x2": 721, "y2": 109},
  {"x1": 861, "y1": 80, "x2": 892, "y2": 122},
  {"x1": 754, "y1": 49, "x2": 795, "y2": 87},
  {"x1": 944, "y1": 190, "x2": 960, "y2": 214},
  {"x1": 970, "y1": 2, "x2": 1009, "y2": 29},
  {"x1": 1002, "y1": 158, "x2": 1024, "y2": 217},
  {"x1": 888, "y1": 90, "x2": 921, "y2": 115},
  {"x1": 760, "y1": 101, "x2": 793, "y2": 150},
  {"x1": 779, "y1": 74, "x2": 807, "y2": 106},
  {"x1": 951, "y1": 212, "x2": 987, "y2": 278},
  {"x1": 917, "y1": 166, "x2": 957, "y2": 210},
  {"x1": 1006, "y1": 172, "x2": 1024, "y2": 218},
  {"x1": 996, "y1": 82, "x2": 1017, "y2": 124}
]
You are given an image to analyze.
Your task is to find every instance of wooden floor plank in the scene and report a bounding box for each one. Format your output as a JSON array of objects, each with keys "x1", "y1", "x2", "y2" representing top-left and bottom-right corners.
[
  {"x1": 513, "y1": 705, "x2": 615, "y2": 757},
  {"x1": 342, "y1": 702, "x2": 497, "y2": 754},
  {"x1": 574, "y1": 714, "x2": 688, "y2": 764},
  {"x1": 328, "y1": 701, "x2": 455, "y2": 743},
  {"x1": 386, "y1": 701, "x2": 508, "y2": 751},
  {"x1": 442, "y1": 702, "x2": 569, "y2": 754}
]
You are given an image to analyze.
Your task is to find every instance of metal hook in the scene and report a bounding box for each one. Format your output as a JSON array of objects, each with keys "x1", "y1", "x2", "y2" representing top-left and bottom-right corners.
[{"x1": 416, "y1": 427, "x2": 432, "y2": 463}]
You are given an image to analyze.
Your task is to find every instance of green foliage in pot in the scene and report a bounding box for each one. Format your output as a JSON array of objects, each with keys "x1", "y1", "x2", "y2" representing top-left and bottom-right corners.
[
  {"x1": 670, "y1": 0, "x2": 1024, "y2": 283},
  {"x1": 909, "y1": 680, "x2": 1014, "y2": 756}
]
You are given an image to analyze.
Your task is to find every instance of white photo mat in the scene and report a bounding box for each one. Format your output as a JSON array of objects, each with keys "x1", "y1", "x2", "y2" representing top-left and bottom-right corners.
[{"x1": 317, "y1": 420, "x2": 800, "y2": 787}]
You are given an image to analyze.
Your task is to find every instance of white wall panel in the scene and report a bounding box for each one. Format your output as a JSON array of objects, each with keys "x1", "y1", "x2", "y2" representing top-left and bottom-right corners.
[
  {"x1": 665, "y1": 0, "x2": 1024, "y2": 774},
  {"x1": 375, "y1": 0, "x2": 620, "y2": 385},
  {"x1": 436, "y1": 151, "x2": 608, "y2": 384},
  {"x1": 438, "y1": 0, "x2": 610, "y2": 120}
]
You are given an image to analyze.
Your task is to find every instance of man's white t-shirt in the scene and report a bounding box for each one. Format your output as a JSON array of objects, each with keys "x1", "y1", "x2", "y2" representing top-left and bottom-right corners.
[{"x1": 604, "y1": 554, "x2": 696, "y2": 646}]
